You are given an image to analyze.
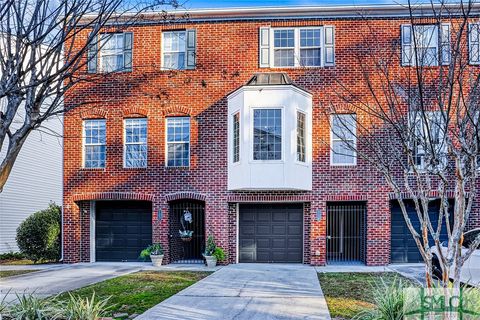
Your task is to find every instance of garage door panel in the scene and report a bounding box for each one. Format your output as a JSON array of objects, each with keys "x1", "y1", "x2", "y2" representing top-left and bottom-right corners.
[
  {"x1": 272, "y1": 225, "x2": 286, "y2": 234},
  {"x1": 95, "y1": 201, "x2": 152, "y2": 262},
  {"x1": 272, "y1": 211, "x2": 287, "y2": 222},
  {"x1": 239, "y1": 204, "x2": 303, "y2": 263}
]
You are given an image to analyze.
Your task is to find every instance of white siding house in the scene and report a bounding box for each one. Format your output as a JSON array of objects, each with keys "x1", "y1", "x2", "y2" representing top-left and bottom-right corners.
[{"x1": 0, "y1": 109, "x2": 63, "y2": 253}]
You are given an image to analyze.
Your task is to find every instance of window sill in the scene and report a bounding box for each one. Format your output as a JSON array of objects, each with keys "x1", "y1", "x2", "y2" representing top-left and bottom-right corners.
[{"x1": 79, "y1": 167, "x2": 106, "y2": 171}]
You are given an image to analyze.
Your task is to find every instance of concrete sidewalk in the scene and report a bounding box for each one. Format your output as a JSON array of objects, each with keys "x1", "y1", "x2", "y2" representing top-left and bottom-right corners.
[
  {"x1": 0, "y1": 262, "x2": 146, "y2": 303},
  {"x1": 136, "y1": 263, "x2": 331, "y2": 320}
]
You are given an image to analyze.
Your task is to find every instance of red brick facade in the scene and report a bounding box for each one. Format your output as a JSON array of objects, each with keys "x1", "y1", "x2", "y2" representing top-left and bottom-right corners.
[{"x1": 63, "y1": 8, "x2": 480, "y2": 266}]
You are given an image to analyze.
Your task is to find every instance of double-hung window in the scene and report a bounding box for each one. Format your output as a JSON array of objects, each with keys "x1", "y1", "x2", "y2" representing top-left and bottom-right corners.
[
  {"x1": 259, "y1": 26, "x2": 335, "y2": 68},
  {"x1": 83, "y1": 119, "x2": 106, "y2": 168},
  {"x1": 162, "y1": 30, "x2": 196, "y2": 70},
  {"x1": 331, "y1": 114, "x2": 356, "y2": 165},
  {"x1": 401, "y1": 24, "x2": 451, "y2": 66},
  {"x1": 166, "y1": 117, "x2": 190, "y2": 167},
  {"x1": 95, "y1": 33, "x2": 132, "y2": 72},
  {"x1": 297, "y1": 111, "x2": 306, "y2": 162},
  {"x1": 233, "y1": 113, "x2": 240, "y2": 163},
  {"x1": 469, "y1": 23, "x2": 480, "y2": 64},
  {"x1": 124, "y1": 118, "x2": 147, "y2": 168},
  {"x1": 410, "y1": 111, "x2": 446, "y2": 169},
  {"x1": 253, "y1": 109, "x2": 282, "y2": 161}
]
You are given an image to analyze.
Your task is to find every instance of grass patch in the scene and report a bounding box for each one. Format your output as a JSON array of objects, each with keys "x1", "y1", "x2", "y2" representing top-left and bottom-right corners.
[
  {"x1": 56, "y1": 271, "x2": 211, "y2": 319},
  {"x1": 318, "y1": 272, "x2": 417, "y2": 320},
  {"x1": 0, "y1": 259, "x2": 36, "y2": 265},
  {"x1": 0, "y1": 270, "x2": 36, "y2": 278}
]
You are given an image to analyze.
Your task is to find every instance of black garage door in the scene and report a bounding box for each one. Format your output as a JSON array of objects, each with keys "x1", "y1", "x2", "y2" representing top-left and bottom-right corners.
[
  {"x1": 391, "y1": 200, "x2": 451, "y2": 263},
  {"x1": 239, "y1": 204, "x2": 303, "y2": 263},
  {"x1": 96, "y1": 201, "x2": 152, "y2": 262}
]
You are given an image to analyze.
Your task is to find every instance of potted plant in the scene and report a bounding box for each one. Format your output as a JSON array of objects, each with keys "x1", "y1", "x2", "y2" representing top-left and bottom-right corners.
[
  {"x1": 179, "y1": 230, "x2": 194, "y2": 242},
  {"x1": 203, "y1": 235, "x2": 225, "y2": 267},
  {"x1": 140, "y1": 243, "x2": 164, "y2": 267}
]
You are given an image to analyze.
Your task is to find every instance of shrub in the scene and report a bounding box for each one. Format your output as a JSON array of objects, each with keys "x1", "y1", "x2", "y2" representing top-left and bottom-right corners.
[
  {"x1": 213, "y1": 247, "x2": 225, "y2": 261},
  {"x1": 56, "y1": 293, "x2": 110, "y2": 320},
  {"x1": 0, "y1": 252, "x2": 25, "y2": 261},
  {"x1": 139, "y1": 244, "x2": 164, "y2": 261},
  {"x1": 353, "y1": 277, "x2": 408, "y2": 320},
  {"x1": 204, "y1": 235, "x2": 216, "y2": 256},
  {"x1": 16, "y1": 203, "x2": 61, "y2": 263},
  {"x1": 6, "y1": 294, "x2": 56, "y2": 320}
]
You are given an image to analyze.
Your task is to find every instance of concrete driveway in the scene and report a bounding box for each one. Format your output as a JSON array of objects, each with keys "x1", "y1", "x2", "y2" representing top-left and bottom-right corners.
[
  {"x1": 0, "y1": 262, "x2": 145, "y2": 303},
  {"x1": 136, "y1": 263, "x2": 331, "y2": 320}
]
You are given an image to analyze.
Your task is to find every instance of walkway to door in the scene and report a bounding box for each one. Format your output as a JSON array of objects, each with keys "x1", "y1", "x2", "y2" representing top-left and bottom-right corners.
[{"x1": 136, "y1": 263, "x2": 331, "y2": 320}]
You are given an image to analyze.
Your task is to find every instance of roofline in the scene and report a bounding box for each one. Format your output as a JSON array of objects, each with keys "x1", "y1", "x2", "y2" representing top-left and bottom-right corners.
[
  {"x1": 82, "y1": 3, "x2": 480, "y2": 23},
  {"x1": 228, "y1": 84, "x2": 312, "y2": 100}
]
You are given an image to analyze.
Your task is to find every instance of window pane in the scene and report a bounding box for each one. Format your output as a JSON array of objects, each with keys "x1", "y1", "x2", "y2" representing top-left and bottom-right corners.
[
  {"x1": 100, "y1": 33, "x2": 125, "y2": 72},
  {"x1": 124, "y1": 118, "x2": 147, "y2": 168},
  {"x1": 163, "y1": 31, "x2": 186, "y2": 70},
  {"x1": 332, "y1": 141, "x2": 355, "y2": 164},
  {"x1": 253, "y1": 109, "x2": 281, "y2": 161},
  {"x1": 297, "y1": 112, "x2": 306, "y2": 162},
  {"x1": 332, "y1": 114, "x2": 356, "y2": 140},
  {"x1": 274, "y1": 49, "x2": 294, "y2": 67},
  {"x1": 413, "y1": 25, "x2": 439, "y2": 66},
  {"x1": 300, "y1": 48, "x2": 321, "y2": 67},
  {"x1": 233, "y1": 113, "x2": 240, "y2": 163},
  {"x1": 274, "y1": 29, "x2": 294, "y2": 48},
  {"x1": 166, "y1": 117, "x2": 190, "y2": 166},
  {"x1": 300, "y1": 29, "x2": 321, "y2": 47}
]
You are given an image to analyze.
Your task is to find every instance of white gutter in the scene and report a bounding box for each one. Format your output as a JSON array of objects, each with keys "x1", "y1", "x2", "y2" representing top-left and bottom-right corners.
[{"x1": 82, "y1": 3, "x2": 480, "y2": 21}]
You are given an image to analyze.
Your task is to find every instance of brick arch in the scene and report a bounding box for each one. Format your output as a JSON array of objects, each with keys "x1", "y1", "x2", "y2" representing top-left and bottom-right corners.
[
  {"x1": 161, "y1": 105, "x2": 192, "y2": 117},
  {"x1": 79, "y1": 108, "x2": 108, "y2": 119},
  {"x1": 165, "y1": 192, "x2": 206, "y2": 202},
  {"x1": 122, "y1": 106, "x2": 149, "y2": 117},
  {"x1": 72, "y1": 192, "x2": 155, "y2": 202}
]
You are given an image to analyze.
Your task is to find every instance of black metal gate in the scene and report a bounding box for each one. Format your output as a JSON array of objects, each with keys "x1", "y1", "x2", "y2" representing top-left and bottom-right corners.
[
  {"x1": 169, "y1": 200, "x2": 205, "y2": 264},
  {"x1": 327, "y1": 202, "x2": 366, "y2": 264}
]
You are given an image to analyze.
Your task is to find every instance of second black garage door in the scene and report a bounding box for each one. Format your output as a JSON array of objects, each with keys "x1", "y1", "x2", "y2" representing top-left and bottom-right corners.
[
  {"x1": 391, "y1": 200, "x2": 451, "y2": 263},
  {"x1": 95, "y1": 201, "x2": 152, "y2": 262},
  {"x1": 239, "y1": 204, "x2": 303, "y2": 263}
]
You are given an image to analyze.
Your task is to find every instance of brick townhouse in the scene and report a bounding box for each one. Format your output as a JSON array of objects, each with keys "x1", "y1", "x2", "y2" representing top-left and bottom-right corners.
[{"x1": 63, "y1": 4, "x2": 480, "y2": 266}]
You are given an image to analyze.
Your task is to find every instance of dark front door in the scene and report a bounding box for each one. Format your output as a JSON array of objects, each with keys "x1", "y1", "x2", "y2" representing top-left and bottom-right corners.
[
  {"x1": 391, "y1": 200, "x2": 452, "y2": 263},
  {"x1": 95, "y1": 201, "x2": 152, "y2": 262},
  {"x1": 239, "y1": 203, "x2": 303, "y2": 263}
]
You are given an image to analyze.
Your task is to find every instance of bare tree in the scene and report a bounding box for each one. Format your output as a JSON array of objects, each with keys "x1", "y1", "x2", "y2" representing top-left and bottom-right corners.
[
  {"x1": 0, "y1": 0, "x2": 180, "y2": 191},
  {"x1": 326, "y1": 0, "x2": 480, "y2": 293}
]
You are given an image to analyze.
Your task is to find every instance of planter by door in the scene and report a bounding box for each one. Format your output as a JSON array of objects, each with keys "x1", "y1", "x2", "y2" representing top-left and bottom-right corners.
[{"x1": 150, "y1": 254, "x2": 164, "y2": 267}]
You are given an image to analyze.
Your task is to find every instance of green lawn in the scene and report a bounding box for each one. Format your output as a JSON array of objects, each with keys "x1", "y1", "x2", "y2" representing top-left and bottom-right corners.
[
  {"x1": 56, "y1": 271, "x2": 212, "y2": 319},
  {"x1": 0, "y1": 270, "x2": 36, "y2": 278},
  {"x1": 318, "y1": 272, "x2": 417, "y2": 320}
]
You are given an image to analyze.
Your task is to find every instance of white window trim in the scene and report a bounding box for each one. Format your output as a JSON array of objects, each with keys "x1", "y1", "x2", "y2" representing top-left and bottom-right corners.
[
  {"x1": 469, "y1": 23, "x2": 480, "y2": 65},
  {"x1": 269, "y1": 27, "x2": 325, "y2": 68},
  {"x1": 232, "y1": 111, "x2": 241, "y2": 165},
  {"x1": 250, "y1": 106, "x2": 285, "y2": 163},
  {"x1": 82, "y1": 119, "x2": 106, "y2": 169},
  {"x1": 98, "y1": 33, "x2": 130, "y2": 73},
  {"x1": 161, "y1": 30, "x2": 186, "y2": 71},
  {"x1": 123, "y1": 118, "x2": 148, "y2": 168},
  {"x1": 295, "y1": 109, "x2": 308, "y2": 165},
  {"x1": 330, "y1": 114, "x2": 357, "y2": 166},
  {"x1": 165, "y1": 117, "x2": 191, "y2": 168}
]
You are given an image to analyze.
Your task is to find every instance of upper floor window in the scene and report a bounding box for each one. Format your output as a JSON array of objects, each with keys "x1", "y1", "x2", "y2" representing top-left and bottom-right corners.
[
  {"x1": 331, "y1": 114, "x2": 356, "y2": 166},
  {"x1": 401, "y1": 24, "x2": 450, "y2": 67},
  {"x1": 87, "y1": 32, "x2": 132, "y2": 73},
  {"x1": 253, "y1": 108, "x2": 282, "y2": 161},
  {"x1": 233, "y1": 113, "x2": 240, "y2": 163},
  {"x1": 124, "y1": 118, "x2": 147, "y2": 168},
  {"x1": 469, "y1": 23, "x2": 480, "y2": 65},
  {"x1": 83, "y1": 119, "x2": 106, "y2": 168},
  {"x1": 162, "y1": 30, "x2": 196, "y2": 70},
  {"x1": 297, "y1": 111, "x2": 306, "y2": 162},
  {"x1": 166, "y1": 117, "x2": 190, "y2": 167},
  {"x1": 259, "y1": 26, "x2": 335, "y2": 68}
]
